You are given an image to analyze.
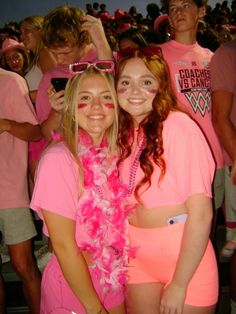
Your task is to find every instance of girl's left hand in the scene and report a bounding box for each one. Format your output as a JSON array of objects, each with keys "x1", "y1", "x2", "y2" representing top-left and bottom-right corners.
[{"x1": 160, "y1": 282, "x2": 186, "y2": 314}]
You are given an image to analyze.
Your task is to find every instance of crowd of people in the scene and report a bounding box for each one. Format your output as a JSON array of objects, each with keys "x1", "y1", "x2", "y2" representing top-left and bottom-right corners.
[{"x1": 0, "y1": 1, "x2": 236, "y2": 313}]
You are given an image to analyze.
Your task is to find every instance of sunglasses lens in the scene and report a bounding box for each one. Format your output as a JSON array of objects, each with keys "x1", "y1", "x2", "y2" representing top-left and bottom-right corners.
[
  {"x1": 96, "y1": 61, "x2": 114, "y2": 71},
  {"x1": 70, "y1": 63, "x2": 89, "y2": 73}
]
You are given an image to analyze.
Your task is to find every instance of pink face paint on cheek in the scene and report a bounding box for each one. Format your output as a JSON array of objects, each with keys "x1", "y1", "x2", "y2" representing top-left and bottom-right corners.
[
  {"x1": 117, "y1": 87, "x2": 128, "y2": 94},
  {"x1": 104, "y1": 103, "x2": 115, "y2": 109},
  {"x1": 77, "y1": 103, "x2": 88, "y2": 109},
  {"x1": 146, "y1": 89, "x2": 158, "y2": 94}
]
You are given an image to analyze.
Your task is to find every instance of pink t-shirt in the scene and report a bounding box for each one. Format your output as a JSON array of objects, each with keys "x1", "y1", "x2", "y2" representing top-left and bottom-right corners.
[
  {"x1": 0, "y1": 69, "x2": 38, "y2": 209},
  {"x1": 161, "y1": 40, "x2": 223, "y2": 169},
  {"x1": 30, "y1": 142, "x2": 79, "y2": 236},
  {"x1": 30, "y1": 141, "x2": 128, "y2": 306},
  {"x1": 120, "y1": 111, "x2": 215, "y2": 209},
  {"x1": 210, "y1": 39, "x2": 236, "y2": 166},
  {"x1": 30, "y1": 48, "x2": 98, "y2": 162}
]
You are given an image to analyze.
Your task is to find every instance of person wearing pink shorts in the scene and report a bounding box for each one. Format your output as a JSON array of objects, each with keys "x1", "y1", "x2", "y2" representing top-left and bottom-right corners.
[
  {"x1": 116, "y1": 46, "x2": 218, "y2": 314},
  {"x1": 31, "y1": 63, "x2": 131, "y2": 314}
]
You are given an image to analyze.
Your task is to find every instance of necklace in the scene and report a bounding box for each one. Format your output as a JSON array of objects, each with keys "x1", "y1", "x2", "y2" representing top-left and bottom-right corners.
[{"x1": 120, "y1": 136, "x2": 146, "y2": 197}]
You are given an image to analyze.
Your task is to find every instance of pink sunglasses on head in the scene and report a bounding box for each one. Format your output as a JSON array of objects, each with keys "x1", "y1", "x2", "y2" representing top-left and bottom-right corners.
[{"x1": 69, "y1": 60, "x2": 115, "y2": 74}]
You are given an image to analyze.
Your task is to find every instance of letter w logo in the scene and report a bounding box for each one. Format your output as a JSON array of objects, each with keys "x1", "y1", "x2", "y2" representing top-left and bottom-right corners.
[{"x1": 185, "y1": 91, "x2": 211, "y2": 117}]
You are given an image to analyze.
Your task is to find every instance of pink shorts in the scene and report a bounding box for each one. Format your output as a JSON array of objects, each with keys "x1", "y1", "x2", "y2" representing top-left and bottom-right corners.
[
  {"x1": 40, "y1": 255, "x2": 124, "y2": 313},
  {"x1": 128, "y1": 222, "x2": 218, "y2": 306}
]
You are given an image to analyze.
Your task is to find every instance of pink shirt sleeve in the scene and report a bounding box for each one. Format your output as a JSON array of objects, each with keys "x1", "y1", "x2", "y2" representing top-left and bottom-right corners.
[
  {"x1": 35, "y1": 72, "x2": 52, "y2": 124},
  {"x1": 211, "y1": 43, "x2": 236, "y2": 93},
  {"x1": 30, "y1": 143, "x2": 79, "y2": 229},
  {"x1": 6, "y1": 73, "x2": 38, "y2": 124},
  {"x1": 164, "y1": 112, "x2": 215, "y2": 201}
]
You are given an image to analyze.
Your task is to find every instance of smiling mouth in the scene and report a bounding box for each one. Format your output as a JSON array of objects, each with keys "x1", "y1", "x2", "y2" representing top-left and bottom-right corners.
[
  {"x1": 128, "y1": 98, "x2": 145, "y2": 104},
  {"x1": 88, "y1": 115, "x2": 105, "y2": 120}
]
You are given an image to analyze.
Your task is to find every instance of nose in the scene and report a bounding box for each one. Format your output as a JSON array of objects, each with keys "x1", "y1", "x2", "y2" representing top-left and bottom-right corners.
[
  {"x1": 175, "y1": 5, "x2": 185, "y2": 14},
  {"x1": 130, "y1": 81, "x2": 141, "y2": 94},
  {"x1": 55, "y1": 54, "x2": 66, "y2": 65},
  {"x1": 90, "y1": 96, "x2": 102, "y2": 110},
  {"x1": 20, "y1": 32, "x2": 26, "y2": 42},
  {"x1": 11, "y1": 58, "x2": 19, "y2": 64}
]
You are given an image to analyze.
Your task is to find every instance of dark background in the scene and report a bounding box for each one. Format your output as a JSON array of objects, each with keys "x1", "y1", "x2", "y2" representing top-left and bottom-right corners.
[{"x1": 1, "y1": 0, "x2": 222, "y2": 27}]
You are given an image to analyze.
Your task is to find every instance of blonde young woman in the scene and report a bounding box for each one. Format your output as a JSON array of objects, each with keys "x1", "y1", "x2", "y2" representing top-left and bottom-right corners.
[
  {"x1": 20, "y1": 15, "x2": 57, "y2": 193},
  {"x1": 30, "y1": 62, "x2": 131, "y2": 314},
  {"x1": 20, "y1": 15, "x2": 56, "y2": 103}
]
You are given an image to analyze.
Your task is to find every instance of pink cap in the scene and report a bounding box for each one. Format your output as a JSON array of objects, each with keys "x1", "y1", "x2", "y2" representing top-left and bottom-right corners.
[
  {"x1": 0, "y1": 38, "x2": 25, "y2": 54},
  {"x1": 154, "y1": 15, "x2": 169, "y2": 32}
]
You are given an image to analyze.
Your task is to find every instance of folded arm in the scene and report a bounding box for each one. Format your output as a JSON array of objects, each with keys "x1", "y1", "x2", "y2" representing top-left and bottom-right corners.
[{"x1": 0, "y1": 119, "x2": 41, "y2": 141}]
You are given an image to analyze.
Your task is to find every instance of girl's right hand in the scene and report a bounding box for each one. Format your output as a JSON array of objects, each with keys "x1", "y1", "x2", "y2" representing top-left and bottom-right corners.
[{"x1": 48, "y1": 85, "x2": 65, "y2": 113}]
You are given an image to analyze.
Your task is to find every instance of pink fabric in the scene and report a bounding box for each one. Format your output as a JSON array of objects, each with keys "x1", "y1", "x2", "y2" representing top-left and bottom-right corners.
[
  {"x1": 31, "y1": 48, "x2": 98, "y2": 162},
  {"x1": 30, "y1": 143, "x2": 79, "y2": 236},
  {"x1": 210, "y1": 39, "x2": 236, "y2": 166},
  {"x1": 128, "y1": 223, "x2": 218, "y2": 306},
  {"x1": 121, "y1": 112, "x2": 215, "y2": 209},
  {"x1": 30, "y1": 142, "x2": 125, "y2": 310},
  {"x1": 41, "y1": 256, "x2": 124, "y2": 313},
  {"x1": 0, "y1": 69, "x2": 38, "y2": 209},
  {"x1": 161, "y1": 40, "x2": 223, "y2": 169}
]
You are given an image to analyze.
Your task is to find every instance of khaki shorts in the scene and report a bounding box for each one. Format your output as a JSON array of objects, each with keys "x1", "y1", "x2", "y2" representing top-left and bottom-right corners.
[
  {"x1": 0, "y1": 207, "x2": 37, "y2": 245},
  {"x1": 224, "y1": 166, "x2": 236, "y2": 241},
  {"x1": 213, "y1": 168, "x2": 225, "y2": 210}
]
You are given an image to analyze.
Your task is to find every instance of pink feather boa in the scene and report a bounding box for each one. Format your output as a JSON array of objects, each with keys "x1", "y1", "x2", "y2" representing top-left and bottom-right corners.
[
  {"x1": 51, "y1": 130, "x2": 134, "y2": 291},
  {"x1": 76, "y1": 133, "x2": 134, "y2": 291}
]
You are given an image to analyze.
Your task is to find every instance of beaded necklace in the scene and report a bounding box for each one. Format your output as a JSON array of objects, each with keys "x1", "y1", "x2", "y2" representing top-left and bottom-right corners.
[{"x1": 120, "y1": 134, "x2": 146, "y2": 197}]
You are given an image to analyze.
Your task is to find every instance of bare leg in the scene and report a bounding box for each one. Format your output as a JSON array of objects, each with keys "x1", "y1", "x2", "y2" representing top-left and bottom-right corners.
[
  {"x1": 125, "y1": 283, "x2": 163, "y2": 314},
  {"x1": 8, "y1": 239, "x2": 41, "y2": 314},
  {"x1": 183, "y1": 304, "x2": 216, "y2": 314}
]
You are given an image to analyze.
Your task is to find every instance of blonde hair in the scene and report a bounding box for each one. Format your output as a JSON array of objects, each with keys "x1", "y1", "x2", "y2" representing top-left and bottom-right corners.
[
  {"x1": 20, "y1": 16, "x2": 44, "y2": 68},
  {"x1": 42, "y1": 6, "x2": 90, "y2": 48},
  {"x1": 61, "y1": 68, "x2": 118, "y2": 194}
]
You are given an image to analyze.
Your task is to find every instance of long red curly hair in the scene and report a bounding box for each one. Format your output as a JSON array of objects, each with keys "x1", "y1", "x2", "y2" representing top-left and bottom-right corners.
[{"x1": 116, "y1": 48, "x2": 178, "y2": 201}]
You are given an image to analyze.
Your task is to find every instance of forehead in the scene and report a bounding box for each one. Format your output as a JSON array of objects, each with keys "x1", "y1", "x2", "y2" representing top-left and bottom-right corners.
[
  {"x1": 5, "y1": 50, "x2": 24, "y2": 60},
  {"x1": 20, "y1": 21, "x2": 37, "y2": 30},
  {"x1": 120, "y1": 57, "x2": 155, "y2": 78},
  {"x1": 49, "y1": 44, "x2": 77, "y2": 54},
  {"x1": 79, "y1": 74, "x2": 110, "y2": 92},
  {"x1": 169, "y1": 0, "x2": 195, "y2": 5}
]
